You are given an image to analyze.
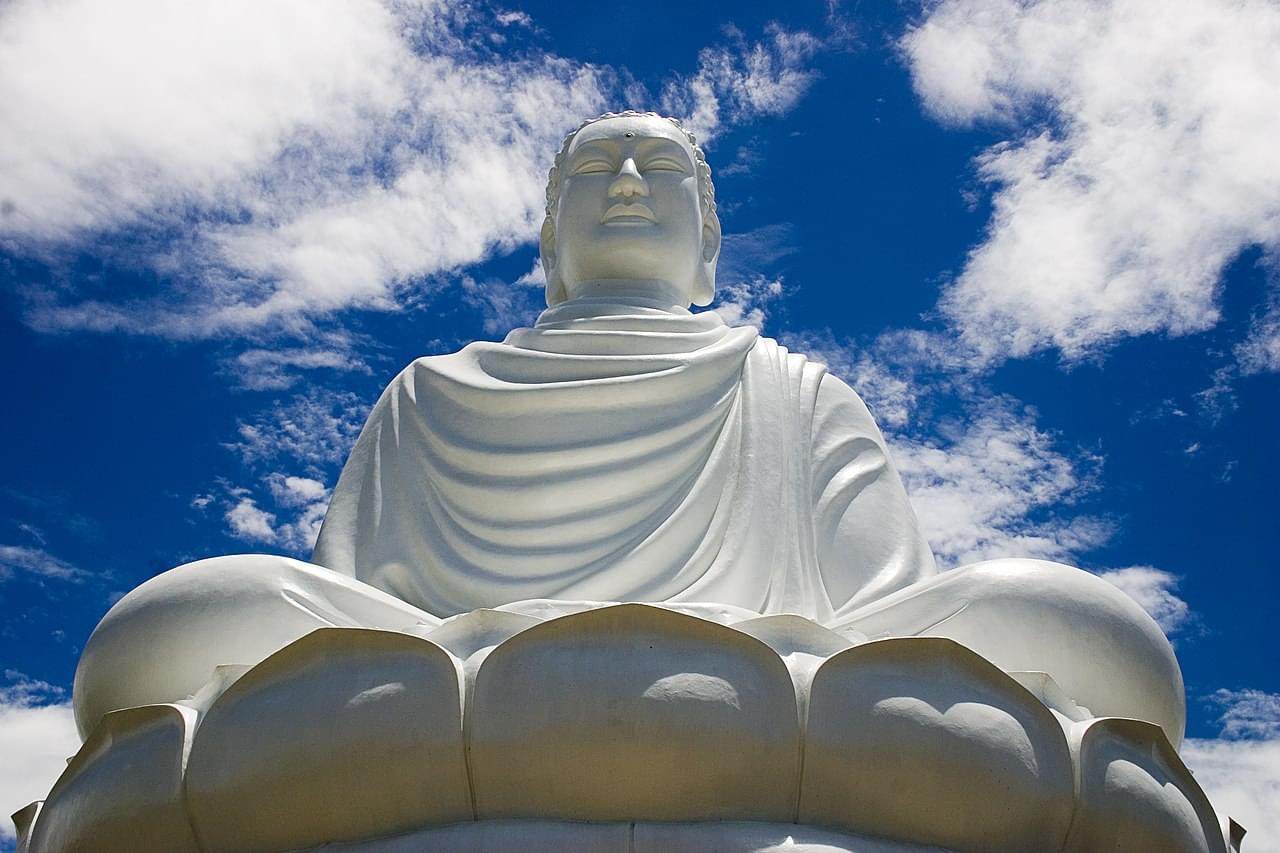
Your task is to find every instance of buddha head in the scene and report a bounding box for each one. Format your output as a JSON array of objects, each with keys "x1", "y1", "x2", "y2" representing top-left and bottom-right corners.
[{"x1": 540, "y1": 112, "x2": 721, "y2": 308}]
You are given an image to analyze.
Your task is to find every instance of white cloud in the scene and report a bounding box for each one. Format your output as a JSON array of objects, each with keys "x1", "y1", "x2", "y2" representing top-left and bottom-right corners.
[
  {"x1": 1182, "y1": 688, "x2": 1280, "y2": 851},
  {"x1": 1, "y1": 0, "x2": 610, "y2": 338},
  {"x1": 230, "y1": 388, "x2": 368, "y2": 470},
  {"x1": 709, "y1": 224, "x2": 798, "y2": 328},
  {"x1": 903, "y1": 0, "x2": 1280, "y2": 366},
  {"x1": 219, "y1": 388, "x2": 362, "y2": 554},
  {"x1": 461, "y1": 273, "x2": 546, "y2": 336},
  {"x1": 784, "y1": 328, "x2": 979, "y2": 430},
  {"x1": 1208, "y1": 689, "x2": 1280, "y2": 742},
  {"x1": 1237, "y1": 297, "x2": 1280, "y2": 375},
  {"x1": 891, "y1": 399, "x2": 1108, "y2": 567},
  {"x1": 0, "y1": 673, "x2": 81, "y2": 841},
  {"x1": 711, "y1": 275, "x2": 784, "y2": 329},
  {"x1": 1184, "y1": 737, "x2": 1280, "y2": 852},
  {"x1": 662, "y1": 25, "x2": 822, "y2": 143},
  {"x1": 0, "y1": 544, "x2": 85, "y2": 582},
  {"x1": 223, "y1": 476, "x2": 332, "y2": 555},
  {"x1": 225, "y1": 345, "x2": 368, "y2": 392},
  {"x1": 1, "y1": 2, "x2": 831, "y2": 341},
  {"x1": 0, "y1": 0, "x2": 405, "y2": 243},
  {"x1": 225, "y1": 497, "x2": 277, "y2": 543},
  {"x1": 1096, "y1": 566, "x2": 1192, "y2": 634}
]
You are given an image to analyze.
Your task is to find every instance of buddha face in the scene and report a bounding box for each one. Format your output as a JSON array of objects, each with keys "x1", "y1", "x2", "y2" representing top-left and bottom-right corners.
[{"x1": 541, "y1": 115, "x2": 720, "y2": 307}]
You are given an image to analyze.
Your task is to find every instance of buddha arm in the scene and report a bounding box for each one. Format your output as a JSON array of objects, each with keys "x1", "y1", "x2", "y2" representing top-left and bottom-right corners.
[{"x1": 808, "y1": 373, "x2": 938, "y2": 616}]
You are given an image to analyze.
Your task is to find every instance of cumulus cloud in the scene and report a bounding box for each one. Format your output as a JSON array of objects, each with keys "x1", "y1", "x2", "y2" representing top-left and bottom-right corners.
[
  {"x1": 1096, "y1": 566, "x2": 1193, "y2": 635},
  {"x1": 0, "y1": 673, "x2": 81, "y2": 842},
  {"x1": 223, "y1": 479, "x2": 332, "y2": 555},
  {"x1": 903, "y1": 0, "x2": 1280, "y2": 366},
  {"x1": 662, "y1": 24, "x2": 823, "y2": 144},
  {"x1": 1183, "y1": 688, "x2": 1280, "y2": 850},
  {"x1": 225, "y1": 497, "x2": 278, "y2": 544},
  {"x1": 1, "y1": 0, "x2": 610, "y2": 338}
]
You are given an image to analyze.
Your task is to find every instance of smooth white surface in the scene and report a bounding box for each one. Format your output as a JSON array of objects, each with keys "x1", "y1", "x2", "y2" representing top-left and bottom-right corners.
[
  {"x1": 37, "y1": 112, "x2": 1220, "y2": 853},
  {"x1": 72, "y1": 554, "x2": 436, "y2": 738},
  {"x1": 27, "y1": 704, "x2": 200, "y2": 853},
  {"x1": 800, "y1": 637, "x2": 1075, "y2": 852},
  {"x1": 835, "y1": 557, "x2": 1187, "y2": 745},
  {"x1": 184, "y1": 627, "x2": 470, "y2": 853},
  {"x1": 1064, "y1": 717, "x2": 1226, "y2": 852},
  {"x1": 468, "y1": 604, "x2": 801, "y2": 823},
  {"x1": 312, "y1": 305, "x2": 936, "y2": 622},
  {"x1": 26, "y1": 609, "x2": 1227, "y2": 853},
  {"x1": 543, "y1": 114, "x2": 719, "y2": 308}
]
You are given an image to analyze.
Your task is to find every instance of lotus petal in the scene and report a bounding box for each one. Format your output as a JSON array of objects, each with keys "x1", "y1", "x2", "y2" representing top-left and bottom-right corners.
[
  {"x1": 1063, "y1": 717, "x2": 1225, "y2": 853},
  {"x1": 800, "y1": 637, "x2": 1074, "y2": 852},
  {"x1": 469, "y1": 603, "x2": 801, "y2": 822},
  {"x1": 27, "y1": 704, "x2": 199, "y2": 853},
  {"x1": 185, "y1": 628, "x2": 470, "y2": 853}
]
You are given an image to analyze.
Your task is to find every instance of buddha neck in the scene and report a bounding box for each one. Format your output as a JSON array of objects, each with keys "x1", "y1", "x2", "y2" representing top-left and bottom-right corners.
[{"x1": 559, "y1": 279, "x2": 694, "y2": 315}]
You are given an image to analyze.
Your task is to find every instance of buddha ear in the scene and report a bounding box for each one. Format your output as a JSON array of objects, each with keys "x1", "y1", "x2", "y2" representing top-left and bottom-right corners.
[
  {"x1": 540, "y1": 216, "x2": 567, "y2": 307},
  {"x1": 693, "y1": 209, "x2": 721, "y2": 306}
]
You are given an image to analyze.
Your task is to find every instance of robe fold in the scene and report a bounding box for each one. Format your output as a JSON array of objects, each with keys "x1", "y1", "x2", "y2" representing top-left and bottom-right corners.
[{"x1": 312, "y1": 298, "x2": 936, "y2": 620}]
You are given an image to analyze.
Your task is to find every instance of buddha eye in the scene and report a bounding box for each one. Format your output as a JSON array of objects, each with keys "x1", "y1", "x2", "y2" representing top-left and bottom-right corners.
[
  {"x1": 643, "y1": 157, "x2": 688, "y2": 173},
  {"x1": 572, "y1": 159, "x2": 614, "y2": 175}
]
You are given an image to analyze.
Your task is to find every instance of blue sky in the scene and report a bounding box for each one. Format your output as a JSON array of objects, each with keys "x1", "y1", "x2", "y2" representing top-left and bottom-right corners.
[{"x1": 2, "y1": 0, "x2": 1278, "y2": 845}]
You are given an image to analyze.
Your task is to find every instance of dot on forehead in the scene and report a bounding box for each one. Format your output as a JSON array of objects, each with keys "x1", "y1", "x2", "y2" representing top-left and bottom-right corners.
[{"x1": 568, "y1": 115, "x2": 694, "y2": 153}]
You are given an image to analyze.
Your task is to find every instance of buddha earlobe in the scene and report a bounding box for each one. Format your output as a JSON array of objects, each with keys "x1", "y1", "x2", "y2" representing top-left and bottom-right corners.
[
  {"x1": 693, "y1": 212, "x2": 722, "y2": 306},
  {"x1": 540, "y1": 217, "x2": 566, "y2": 306}
]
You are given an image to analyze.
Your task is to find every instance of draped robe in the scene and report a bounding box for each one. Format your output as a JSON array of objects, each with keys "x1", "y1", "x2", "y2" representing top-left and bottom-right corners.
[{"x1": 312, "y1": 299, "x2": 936, "y2": 621}]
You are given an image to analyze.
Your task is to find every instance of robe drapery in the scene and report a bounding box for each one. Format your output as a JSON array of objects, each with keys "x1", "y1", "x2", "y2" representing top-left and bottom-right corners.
[{"x1": 312, "y1": 298, "x2": 936, "y2": 621}]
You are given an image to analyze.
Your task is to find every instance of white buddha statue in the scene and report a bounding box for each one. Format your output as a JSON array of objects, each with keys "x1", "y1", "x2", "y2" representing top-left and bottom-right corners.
[{"x1": 71, "y1": 112, "x2": 1185, "y2": 753}]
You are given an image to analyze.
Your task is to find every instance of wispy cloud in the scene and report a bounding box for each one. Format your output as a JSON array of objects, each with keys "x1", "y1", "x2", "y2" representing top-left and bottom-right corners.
[
  {"x1": 1207, "y1": 688, "x2": 1280, "y2": 741},
  {"x1": 710, "y1": 224, "x2": 798, "y2": 328},
  {"x1": 889, "y1": 398, "x2": 1108, "y2": 568},
  {"x1": 903, "y1": 0, "x2": 1280, "y2": 367},
  {"x1": 662, "y1": 24, "x2": 823, "y2": 144},
  {"x1": 223, "y1": 343, "x2": 370, "y2": 392},
  {"x1": 0, "y1": 544, "x2": 86, "y2": 583},
  {"x1": 229, "y1": 388, "x2": 368, "y2": 471},
  {"x1": 0, "y1": 672, "x2": 80, "y2": 842},
  {"x1": 218, "y1": 387, "x2": 364, "y2": 555}
]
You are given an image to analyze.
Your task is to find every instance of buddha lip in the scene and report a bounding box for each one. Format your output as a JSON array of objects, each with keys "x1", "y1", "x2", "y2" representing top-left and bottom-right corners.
[{"x1": 602, "y1": 203, "x2": 657, "y2": 224}]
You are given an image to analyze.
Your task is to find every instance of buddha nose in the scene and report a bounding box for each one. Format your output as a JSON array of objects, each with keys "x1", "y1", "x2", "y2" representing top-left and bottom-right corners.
[{"x1": 608, "y1": 158, "x2": 648, "y2": 199}]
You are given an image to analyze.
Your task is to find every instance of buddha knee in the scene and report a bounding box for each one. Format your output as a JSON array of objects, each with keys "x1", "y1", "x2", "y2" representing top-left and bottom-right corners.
[
  {"x1": 921, "y1": 559, "x2": 1186, "y2": 744},
  {"x1": 72, "y1": 555, "x2": 363, "y2": 739}
]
